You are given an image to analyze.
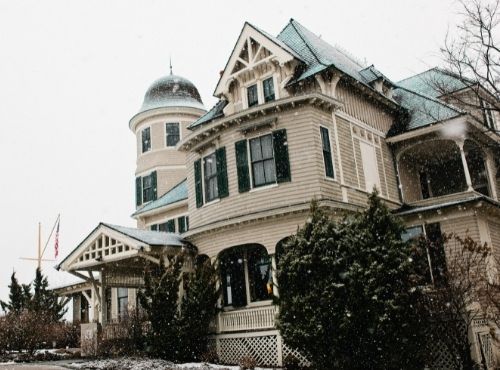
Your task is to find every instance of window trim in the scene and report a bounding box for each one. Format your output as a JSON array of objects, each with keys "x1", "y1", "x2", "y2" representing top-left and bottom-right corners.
[
  {"x1": 263, "y1": 77, "x2": 275, "y2": 103},
  {"x1": 203, "y1": 151, "x2": 219, "y2": 203},
  {"x1": 249, "y1": 133, "x2": 277, "y2": 188},
  {"x1": 142, "y1": 174, "x2": 154, "y2": 203},
  {"x1": 247, "y1": 84, "x2": 259, "y2": 108},
  {"x1": 165, "y1": 122, "x2": 181, "y2": 148},
  {"x1": 141, "y1": 127, "x2": 151, "y2": 153}
]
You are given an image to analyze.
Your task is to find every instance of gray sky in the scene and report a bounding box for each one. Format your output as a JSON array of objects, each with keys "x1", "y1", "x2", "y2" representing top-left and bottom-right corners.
[{"x1": 0, "y1": 0, "x2": 462, "y2": 302}]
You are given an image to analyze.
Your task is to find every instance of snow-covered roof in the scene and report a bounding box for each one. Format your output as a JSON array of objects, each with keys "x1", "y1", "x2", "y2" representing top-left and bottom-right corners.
[{"x1": 102, "y1": 223, "x2": 184, "y2": 247}]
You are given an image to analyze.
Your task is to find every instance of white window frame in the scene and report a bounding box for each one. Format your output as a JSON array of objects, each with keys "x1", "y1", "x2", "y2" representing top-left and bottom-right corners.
[
  {"x1": 242, "y1": 73, "x2": 279, "y2": 109},
  {"x1": 165, "y1": 122, "x2": 182, "y2": 148},
  {"x1": 202, "y1": 151, "x2": 220, "y2": 205},
  {"x1": 245, "y1": 130, "x2": 278, "y2": 191}
]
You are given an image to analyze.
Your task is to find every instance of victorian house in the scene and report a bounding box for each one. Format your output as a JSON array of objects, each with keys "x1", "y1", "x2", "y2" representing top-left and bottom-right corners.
[{"x1": 54, "y1": 19, "x2": 500, "y2": 367}]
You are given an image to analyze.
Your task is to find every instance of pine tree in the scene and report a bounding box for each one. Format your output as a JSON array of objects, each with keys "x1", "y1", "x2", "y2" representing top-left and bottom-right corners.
[
  {"x1": 0, "y1": 272, "x2": 31, "y2": 313},
  {"x1": 137, "y1": 255, "x2": 183, "y2": 360},
  {"x1": 177, "y1": 256, "x2": 219, "y2": 361},
  {"x1": 276, "y1": 193, "x2": 427, "y2": 369},
  {"x1": 31, "y1": 268, "x2": 67, "y2": 321}
]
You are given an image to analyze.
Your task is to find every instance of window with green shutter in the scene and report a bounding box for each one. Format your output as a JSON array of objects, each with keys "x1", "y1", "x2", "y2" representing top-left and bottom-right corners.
[
  {"x1": 250, "y1": 134, "x2": 276, "y2": 187},
  {"x1": 320, "y1": 127, "x2": 335, "y2": 178},
  {"x1": 263, "y1": 77, "x2": 275, "y2": 102},
  {"x1": 150, "y1": 224, "x2": 158, "y2": 231},
  {"x1": 235, "y1": 140, "x2": 251, "y2": 192},
  {"x1": 158, "y1": 219, "x2": 175, "y2": 233},
  {"x1": 194, "y1": 159, "x2": 203, "y2": 208},
  {"x1": 142, "y1": 171, "x2": 157, "y2": 203},
  {"x1": 178, "y1": 216, "x2": 189, "y2": 233},
  {"x1": 272, "y1": 129, "x2": 291, "y2": 183},
  {"x1": 204, "y1": 152, "x2": 219, "y2": 202},
  {"x1": 216, "y1": 147, "x2": 229, "y2": 198}
]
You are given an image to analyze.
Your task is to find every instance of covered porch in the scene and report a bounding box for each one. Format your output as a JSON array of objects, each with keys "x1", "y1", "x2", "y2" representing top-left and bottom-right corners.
[{"x1": 56, "y1": 222, "x2": 188, "y2": 327}]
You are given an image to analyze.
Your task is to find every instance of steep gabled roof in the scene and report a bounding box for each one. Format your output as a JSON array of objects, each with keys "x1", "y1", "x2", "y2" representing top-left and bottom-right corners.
[
  {"x1": 277, "y1": 19, "x2": 372, "y2": 85},
  {"x1": 397, "y1": 67, "x2": 471, "y2": 98},
  {"x1": 132, "y1": 179, "x2": 188, "y2": 217}
]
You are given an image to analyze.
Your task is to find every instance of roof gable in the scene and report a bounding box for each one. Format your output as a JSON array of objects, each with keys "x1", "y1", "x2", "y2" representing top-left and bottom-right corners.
[
  {"x1": 58, "y1": 223, "x2": 184, "y2": 271},
  {"x1": 214, "y1": 22, "x2": 300, "y2": 97}
]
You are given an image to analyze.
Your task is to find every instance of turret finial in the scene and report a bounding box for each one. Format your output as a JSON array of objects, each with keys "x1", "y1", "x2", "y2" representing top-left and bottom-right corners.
[{"x1": 169, "y1": 57, "x2": 173, "y2": 75}]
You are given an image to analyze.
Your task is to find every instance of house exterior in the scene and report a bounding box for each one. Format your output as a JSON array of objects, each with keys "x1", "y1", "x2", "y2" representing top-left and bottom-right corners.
[{"x1": 54, "y1": 19, "x2": 500, "y2": 367}]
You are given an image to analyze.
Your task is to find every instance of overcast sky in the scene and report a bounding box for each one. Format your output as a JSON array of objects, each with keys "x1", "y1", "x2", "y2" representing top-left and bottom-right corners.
[{"x1": 0, "y1": 0, "x2": 463, "y2": 303}]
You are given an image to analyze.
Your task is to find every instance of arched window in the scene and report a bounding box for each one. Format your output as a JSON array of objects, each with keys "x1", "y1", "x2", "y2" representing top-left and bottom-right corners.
[{"x1": 219, "y1": 245, "x2": 272, "y2": 308}]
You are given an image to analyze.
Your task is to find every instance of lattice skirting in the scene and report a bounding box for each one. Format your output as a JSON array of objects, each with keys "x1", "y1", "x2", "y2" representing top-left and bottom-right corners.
[{"x1": 210, "y1": 331, "x2": 310, "y2": 367}]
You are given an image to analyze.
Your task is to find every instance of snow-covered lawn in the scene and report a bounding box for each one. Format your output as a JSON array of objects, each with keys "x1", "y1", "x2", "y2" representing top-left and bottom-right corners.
[{"x1": 66, "y1": 358, "x2": 274, "y2": 370}]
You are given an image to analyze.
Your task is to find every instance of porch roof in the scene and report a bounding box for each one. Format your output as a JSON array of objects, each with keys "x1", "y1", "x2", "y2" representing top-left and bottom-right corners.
[
  {"x1": 56, "y1": 222, "x2": 185, "y2": 272},
  {"x1": 132, "y1": 179, "x2": 187, "y2": 217},
  {"x1": 395, "y1": 193, "x2": 500, "y2": 216}
]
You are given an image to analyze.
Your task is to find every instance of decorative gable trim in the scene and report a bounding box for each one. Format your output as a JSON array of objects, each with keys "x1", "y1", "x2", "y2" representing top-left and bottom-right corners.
[
  {"x1": 214, "y1": 22, "x2": 299, "y2": 98},
  {"x1": 58, "y1": 224, "x2": 146, "y2": 272}
]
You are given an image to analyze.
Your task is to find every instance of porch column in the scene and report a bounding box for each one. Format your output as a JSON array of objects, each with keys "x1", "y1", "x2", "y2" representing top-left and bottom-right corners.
[
  {"x1": 485, "y1": 150, "x2": 498, "y2": 200},
  {"x1": 456, "y1": 139, "x2": 474, "y2": 191},
  {"x1": 99, "y1": 269, "x2": 107, "y2": 326},
  {"x1": 271, "y1": 255, "x2": 279, "y2": 298}
]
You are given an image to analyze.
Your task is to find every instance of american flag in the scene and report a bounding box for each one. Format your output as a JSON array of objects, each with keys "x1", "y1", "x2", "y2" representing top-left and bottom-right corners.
[{"x1": 54, "y1": 220, "x2": 60, "y2": 258}]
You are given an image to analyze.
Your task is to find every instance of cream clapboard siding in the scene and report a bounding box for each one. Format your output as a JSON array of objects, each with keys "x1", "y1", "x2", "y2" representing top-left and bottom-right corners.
[
  {"x1": 155, "y1": 169, "x2": 187, "y2": 198},
  {"x1": 190, "y1": 212, "x2": 309, "y2": 257},
  {"x1": 186, "y1": 107, "x2": 327, "y2": 230},
  {"x1": 336, "y1": 82, "x2": 394, "y2": 133}
]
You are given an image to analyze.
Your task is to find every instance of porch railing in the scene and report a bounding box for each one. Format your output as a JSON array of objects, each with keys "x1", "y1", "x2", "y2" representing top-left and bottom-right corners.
[{"x1": 217, "y1": 305, "x2": 278, "y2": 333}]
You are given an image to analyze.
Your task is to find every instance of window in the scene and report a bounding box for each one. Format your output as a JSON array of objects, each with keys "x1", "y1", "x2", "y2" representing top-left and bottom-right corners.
[
  {"x1": 359, "y1": 141, "x2": 381, "y2": 192},
  {"x1": 247, "y1": 84, "x2": 258, "y2": 107},
  {"x1": 320, "y1": 127, "x2": 334, "y2": 178},
  {"x1": 402, "y1": 223, "x2": 446, "y2": 286},
  {"x1": 220, "y1": 245, "x2": 273, "y2": 308},
  {"x1": 166, "y1": 122, "x2": 180, "y2": 147},
  {"x1": 141, "y1": 127, "x2": 151, "y2": 153},
  {"x1": 263, "y1": 77, "x2": 275, "y2": 102},
  {"x1": 480, "y1": 98, "x2": 497, "y2": 130},
  {"x1": 204, "y1": 152, "x2": 218, "y2": 202},
  {"x1": 136, "y1": 171, "x2": 157, "y2": 206},
  {"x1": 250, "y1": 134, "x2": 276, "y2": 187},
  {"x1": 117, "y1": 288, "x2": 128, "y2": 317},
  {"x1": 235, "y1": 129, "x2": 291, "y2": 193},
  {"x1": 158, "y1": 219, "x2": 175, "y2": 233},
  {"x1": 194, "y1": 148, "x2": 229, "y2": 207},
  {"x1": 178, "y1": 216, "x2": 189, "y2": 233}
]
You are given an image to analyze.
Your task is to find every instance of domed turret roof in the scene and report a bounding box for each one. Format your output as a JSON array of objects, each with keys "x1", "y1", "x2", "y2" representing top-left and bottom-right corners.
[{"x1": 138, "y1": 73, "x2": 205, "y2": 114}]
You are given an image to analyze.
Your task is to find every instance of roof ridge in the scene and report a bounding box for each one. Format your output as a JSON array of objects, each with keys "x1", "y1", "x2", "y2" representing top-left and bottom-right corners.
[
  {"x1": 287, "y1": 19, "x2": 327, "y2": 66},
  {"x1": 395, "y1": 85, "x2": 464, "y2": 114}
]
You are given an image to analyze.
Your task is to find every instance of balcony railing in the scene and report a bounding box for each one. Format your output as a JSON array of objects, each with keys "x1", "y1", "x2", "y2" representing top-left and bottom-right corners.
[{"x1": 216, "y1": 305, "x2": 278, "y2": 333}]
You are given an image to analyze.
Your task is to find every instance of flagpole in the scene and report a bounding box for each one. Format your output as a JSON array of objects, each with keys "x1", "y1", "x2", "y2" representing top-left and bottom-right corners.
[
  {"x1": 38, "y1": 222, "x2": 41, "y2": 270},
  {"x1": 41, "y1": 213, "x2": 60, "y2": 258}
]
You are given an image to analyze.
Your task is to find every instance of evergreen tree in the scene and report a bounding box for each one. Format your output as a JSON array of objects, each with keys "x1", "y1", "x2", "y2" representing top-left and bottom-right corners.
[
  {"x1": 0, "y1": 272, "x2": 31, "y2": 313},
  {"x1": 138, "y1": 255, "x2": 183, "y2": 360},
  {"x1": 31, "y1": 268, "x2": 67, "y2": 321},
  {"x1": 177, "y1": 256, "x2": 219, "y2": 361},
  {"x1": 276, "y1": 193, "x2": 427, "y2": 369}
]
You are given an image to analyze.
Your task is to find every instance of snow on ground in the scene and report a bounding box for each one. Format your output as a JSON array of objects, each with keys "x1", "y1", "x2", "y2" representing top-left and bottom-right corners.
[{"x1": 67, "y1": 359, "x2": 274, "y2": 370}]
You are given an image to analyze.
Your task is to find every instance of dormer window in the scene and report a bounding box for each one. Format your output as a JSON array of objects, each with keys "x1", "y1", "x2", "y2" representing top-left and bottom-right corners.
[
  {"x1": 247, "y1": 84, "x2": 258, "y2": 107},
  {"x1": 166, "y1": 122, "x2": 180, "y2": 147},
  {"x1": 263, "y1": 77, "x2": 275, "y2": 103},
  {"x1": 141, "y1": 127, "x2": 151, "y2": 153}
]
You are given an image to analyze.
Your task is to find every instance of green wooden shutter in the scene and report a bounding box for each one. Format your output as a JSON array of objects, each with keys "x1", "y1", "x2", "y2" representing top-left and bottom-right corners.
[
  {"x1": 216, "y1": 147, "x2": 229, "y2": 198},
  {"x1": 135, "y1": 177, "x2": 142, "y2": 206},
  {"x1": 150, "y1": 224, "x2": 158, "y2": 231},
  {"x1": 273, "y1": 129, "x2": 291, "y2": 183},
  {"x1": 194, "y1": 159, "x2": 203, "y2": 208},
  {"x1": 235, "y1": 140, "x2": 251, "y2": 192},
  {"x1": 151, "y1": 171, "x2": 157, "y2": 201}
]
